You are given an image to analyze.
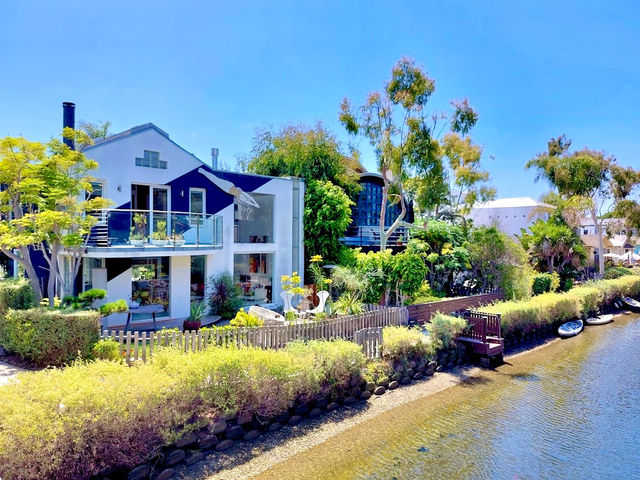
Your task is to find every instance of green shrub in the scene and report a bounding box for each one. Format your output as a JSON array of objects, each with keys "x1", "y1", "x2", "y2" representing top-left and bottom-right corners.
[
  {"x1": 207, "y1": 272, "x2": 243, "y2": 319},
  {"x1": 0, "y1": 278, "x2": 34, "y2": 314},
  {"x1": 230, "y1": 308, "x2": 264, "y2": 327},
  {"x1": 532, "y1": 272, "x2": 560, "y2": 295},
  {"x1": 0, "y1": 340, "x2": 366, "y2": 480},
  {"x1": 78, "y1": 288, "x2": 107, "y2": 304},
  {"x1": 481, "y1": 276, "x2": 640, "y2": 340},
  {"x1": 426, "y1": 313, "x2": 468, "y2": 353},
  {"x1": 381, "y1": 325, "x2": 431, "y2": 361},
  {"x1": 92, "y1": 338, "x2": 121, "y2": 362},
  {"x1": 603, "y1": 266, "x2": 633, "y2": 279},
  {"x1": 99, "y1": 299, "x2": 128, "y2": 316},
  {"x1": 0, "y1": 309, "x2": 101, "y2": 367}
]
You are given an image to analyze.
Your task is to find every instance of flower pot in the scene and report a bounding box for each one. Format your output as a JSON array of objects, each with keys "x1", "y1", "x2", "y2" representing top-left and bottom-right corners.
[
  {"x1": 183, "y1": 320, "x2": 202, "y2": 331},
  {"x1": 151, "y1": 239, "x2": 169, "y2": 246},
  {"x1": 130, "y1": 239, "x2": 146, "y2": 247},
  {"x1": 172, "y1": 239, "x2": 186, "y2": 247}
]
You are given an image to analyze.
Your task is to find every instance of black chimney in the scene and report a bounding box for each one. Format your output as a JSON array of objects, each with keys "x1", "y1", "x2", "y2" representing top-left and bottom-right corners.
[{"x1": 62, "y1": 102, "x2": 75, "y2": 149}]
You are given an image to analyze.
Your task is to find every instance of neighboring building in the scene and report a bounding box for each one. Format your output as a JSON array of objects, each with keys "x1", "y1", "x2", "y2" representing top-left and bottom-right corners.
[
  {"x1": 51, "y1": 103, "x2": 304, "y2": 327},
  {"x1": 578, "y1": 217, "x2": 639, "y2": 268},
  {"x1": 342, "y1": 172, "x2": 414, "y2": 251},
  {"x1": 467, "y1": 197, "x2": 554, "y2": 237}
]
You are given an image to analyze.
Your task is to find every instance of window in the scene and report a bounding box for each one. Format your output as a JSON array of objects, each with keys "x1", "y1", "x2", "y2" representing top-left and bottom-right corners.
[
  {"x1": 86, "y1": 180, "x2": 104, "y2": 201},
  {"x1": 234, "y1": 193, "x2": 274, "y2": 243},
  {"x1": 135, "y1": 150, "x2": 167, "y2": 169},
  {"x1": 583, "y1": 229, "x2": 589, "y2": 235},
  {"x1": 131, "y1": 257, "x2": 170, "y2": 315},
  {"x1": 190, "y1": 188, "x2": 205, "y2": 225},
  {"x1": 190, "y1": 256, "x2": 206, "y2": 303},
  {"x1": 234, "y1": 253, "x2": 273, "y2": 304}
]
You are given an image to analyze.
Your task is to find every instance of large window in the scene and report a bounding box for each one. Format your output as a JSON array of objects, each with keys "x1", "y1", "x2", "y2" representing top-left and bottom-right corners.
[
  {"x1": 190, "y1": 255, "x2": 206, "y2": 303},
  {"x1": 234, "y1": 193, "x2": 274, "y2": 243},
  {"x1": 234, "y1": 253, "x2": 273, "y2": 304},
  {"x1": 131, "y1": 257, "x2": 170, "y2": 315}
]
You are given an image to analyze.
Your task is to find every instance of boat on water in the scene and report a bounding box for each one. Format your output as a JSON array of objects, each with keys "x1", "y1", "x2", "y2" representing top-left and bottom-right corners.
[
  {"x1": 558, "y1": 319, "x2": 584, "y2": 338},
  {"x1": 622, "y1": 297, "x2": 640, "y2": 312},
  {"x1": 585, "y1": 314, "x2": 614, "y2": 326}
]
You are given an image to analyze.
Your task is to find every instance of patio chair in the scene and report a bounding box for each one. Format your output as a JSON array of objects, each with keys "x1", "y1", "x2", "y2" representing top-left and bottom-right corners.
[{"x1": 305, "y1": 290, "x2": 329, "y2": 316}]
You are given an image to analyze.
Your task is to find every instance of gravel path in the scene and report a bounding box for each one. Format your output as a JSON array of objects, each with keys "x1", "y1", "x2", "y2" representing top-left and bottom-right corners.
[{"x1": 0, "y1": 360, "x2": 24, "y2": 386}]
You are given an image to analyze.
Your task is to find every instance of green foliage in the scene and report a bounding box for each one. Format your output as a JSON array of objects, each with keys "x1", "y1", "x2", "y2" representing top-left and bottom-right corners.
[
  {"x1": 362, "y1": 360, "x2": 392, "y2": 385},
  {"x1": 92, "y1": 338, "x2": 121, "y2": 362},
  {"x1": 409, "y1": 281, "x2": 446, "y2": 304},
  {"x1": 0, "y1": 278, "x2": 34, "y2": 314},
  {"x1": 79, "y1": 288, "x2": 106, "y2": 303},
  {"x1": 466, "y1": 226, "x2": 533, "y2": 299},
  {"x1": 381, "y1": 326, "x2": 431, "y2": 362},
  {"x1": 150, "y1": 220, "x2": 169, "y2": 241},
  {"x1": 391, "y1": 251, "x2": 428, "y2": 302},
  {"x1": 245, "y1": 124, "x2": 361, "y2": 198},
  {"x1": 603, "y1": 266, "x2": 634, "y2": 279},
  {"x1": 0, "y1": 132, "x2": 114, "y2": 304},
  {"x1": 519, "y1": 218, "x2": 585, "y2": 277},
  {"x1": 304, "y1": 180, "x2": 354, "y2": 262},
  {"x1": 426, "y1": 313, "x2": 469, "y2": 354},
  {"x1": 333, "y1": 292, "x2": 365, "y2": 315},
  {"x1": 230, "y1": 308, "x2": 264, "y2": 327},
  {"x1": 207, "y1": 272, "x2": 243, "y2": 319},
  {"x1": 0, "y1": 309, "x2": 100, "y2": 367},
  {"x1": 532, "y1": 272, "x2": 560, "y2": 295},
  {"x1": 188, "y1": 301, "x2": 207, "y2": 322},
  {"x1": 99, "y1": 299, "x2": 128, "y2": 316},
  {"x1": 0, "y1": 339, "x2": 366, "y2": 480}
]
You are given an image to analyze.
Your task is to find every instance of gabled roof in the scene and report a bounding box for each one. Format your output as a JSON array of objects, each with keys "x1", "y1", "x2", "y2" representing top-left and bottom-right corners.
[
  {"x1": 83, "y1": 122, "x2": 203, "y2": 163},
  {"x1": 472, "y1": 196, "x2": 554, "y2": 209}
]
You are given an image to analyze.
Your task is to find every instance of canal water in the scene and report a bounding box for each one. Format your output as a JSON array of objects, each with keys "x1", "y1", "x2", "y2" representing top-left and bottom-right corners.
[{"x1": 257, "y1": 314, "x2": 640, "y2": 480}]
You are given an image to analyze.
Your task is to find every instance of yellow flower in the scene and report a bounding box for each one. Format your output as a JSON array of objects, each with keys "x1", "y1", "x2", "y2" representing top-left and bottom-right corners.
[
  {"x1": 310, "y1": 255, "x2": 323, "y2": 263},
  {"x1": 325, "y1": 279, "x2": 333, "y2": 284},
  {"x1": 281, "y1": 275, "x2": 291, "y2": 282}
]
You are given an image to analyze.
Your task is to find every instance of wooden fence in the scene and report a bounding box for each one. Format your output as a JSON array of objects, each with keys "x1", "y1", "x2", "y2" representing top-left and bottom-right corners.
[
  {"x1": 354, "y1": 327, "x2": 384, "y2": 359},
  {"x1": 102, "y1": 307, "x2": 408, "y2": 364}
]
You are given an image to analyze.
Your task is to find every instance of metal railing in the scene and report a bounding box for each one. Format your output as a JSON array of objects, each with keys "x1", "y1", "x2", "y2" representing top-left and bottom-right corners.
[
  {"x1": 87, "y1": 209, "x2": 223, "y2": 248},
  {"x1": 341, "y1": 225, "x2": 410, "y2": 247}
]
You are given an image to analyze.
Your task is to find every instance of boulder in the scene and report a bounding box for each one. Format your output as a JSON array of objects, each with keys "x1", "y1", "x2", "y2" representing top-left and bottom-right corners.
[
  {"x1": 185, "y1": 452, "x2": 204, "y2": 466},
  {"x1": 289, "y1": 415, "x2": 304, "y2": 425},
  {"x1": 248, "y1": 305, "x2": 285, "y2": 325},
  {"x1": 127, "y1": 464, "x2": 150, "y2": 480},
  {"x1": 308, "y1": 407, "x2": 323, "y2": 418},
  {"x1": 155, "y1": 468, "x2": 175, "y2": 480},
  {"x1": 360, "y1": 390, "x2": 372, "y2": 400},
  {"x1": 216, "y1": 439, "x2": 234, "y2": 451},
  {"x1": 164, "y1": 449, "x2": 185, "y2": 467},
  {"x1": 226, "y1": 425, "x2": 245, "y2": 440},
  {"x1": 197, "y1": 435, "x2": 218, "y2": 451},
  {"x1": 175, "y1": 432, "x2": 197, "y2": 449},
  {"x1": 244, "y1": 429, "x2": 261, "y2": 441},
  {"x1": 326, "y1": 402, "x2": 339, "y2": 412},
  {"x1": 373, "y1": 386, "x2": 386, "y2": 395},
  {"x1": 388, "y1": 380, "x2": 400, "y2": 390},
  {"x1": 400, "y1": 376, "x2": 411, "y2": 385},
  {"x1": 210, "y1": 420, "x2": 227, "y2": 435}
]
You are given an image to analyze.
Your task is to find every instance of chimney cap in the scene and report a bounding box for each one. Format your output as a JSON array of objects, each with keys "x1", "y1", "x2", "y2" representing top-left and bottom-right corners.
[{"x1": 62, "y1": 101, "x2": 75, "y2": 107}]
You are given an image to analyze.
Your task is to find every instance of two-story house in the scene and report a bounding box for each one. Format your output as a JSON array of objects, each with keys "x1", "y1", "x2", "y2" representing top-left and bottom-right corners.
[{"x1": 56, "y1": 103, "x2": 304, "y2": 328}]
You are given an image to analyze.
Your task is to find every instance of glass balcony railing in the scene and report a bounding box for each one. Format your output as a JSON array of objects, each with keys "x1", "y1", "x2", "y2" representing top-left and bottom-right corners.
[{"x1": 87, "y1": 209, "x2": 223, "y2": 249}]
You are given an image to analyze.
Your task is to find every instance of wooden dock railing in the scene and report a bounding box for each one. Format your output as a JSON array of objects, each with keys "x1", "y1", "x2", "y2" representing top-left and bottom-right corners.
[{"x1": 102, "y1": 307, "x2": 408, "y2": 364}]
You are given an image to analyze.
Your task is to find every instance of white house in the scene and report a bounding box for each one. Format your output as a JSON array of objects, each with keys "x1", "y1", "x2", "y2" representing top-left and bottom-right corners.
[
  {"x1": 55, "y1": 104, "x2": 304, "y2": 328},
  {"x1": 467, "y1": 197, "x2": 554, "y2": 237},
  {"x1": 578, "y1": 217, "x2": 639, "y2": 268}
]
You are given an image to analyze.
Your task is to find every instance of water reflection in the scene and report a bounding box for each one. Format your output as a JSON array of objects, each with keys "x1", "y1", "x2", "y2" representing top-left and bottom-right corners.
[{"x1": 258, "y1": 316, "x2": 640, "y2": 480}]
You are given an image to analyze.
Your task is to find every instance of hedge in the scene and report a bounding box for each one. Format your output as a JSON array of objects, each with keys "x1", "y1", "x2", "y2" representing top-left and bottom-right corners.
[
  {"x1": 0, "y1": 309, "x2": 101, "y2": 367},
  {"x1": 480, "y1": 276, "x2": 640, "y2": 339},
  {"x1": 0, "y1": 278, "x2": 35, "y2": 315},
  {"x1": 0, "y1": 339, "x2": 365, "y2": 480}
]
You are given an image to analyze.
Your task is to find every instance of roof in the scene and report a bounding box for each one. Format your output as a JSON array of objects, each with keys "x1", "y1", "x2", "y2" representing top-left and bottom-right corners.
[
  {"x1": 84, "y1": 122, "x2": 304, "y2": 183},
  {"x1": 472, "y1": 197, "x2": 554, "y2": 209}
]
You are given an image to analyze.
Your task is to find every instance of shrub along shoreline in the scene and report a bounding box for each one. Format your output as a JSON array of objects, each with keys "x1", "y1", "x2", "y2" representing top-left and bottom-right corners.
[{"x1": 480, "y1": 275, "x2": 640, "y2": 343}]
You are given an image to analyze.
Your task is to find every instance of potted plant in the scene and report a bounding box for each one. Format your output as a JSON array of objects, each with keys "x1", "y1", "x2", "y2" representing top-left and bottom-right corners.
[
  {"x1": 151, "y1": 220, "x2": 170, "y2": 246},
  {"x1": 130, "y1": 213, "x2": 147, "y2": 246},
  {"x1": 171, "y1": 229, "x2": 185, "y2": 247},
  {"x1": 184, "y1": 301, "x2": 206, "y2": 331}
]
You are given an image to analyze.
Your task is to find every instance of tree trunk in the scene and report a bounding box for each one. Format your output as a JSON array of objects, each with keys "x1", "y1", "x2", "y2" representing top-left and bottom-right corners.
[
  {"x1": 591, "y1": 208, "x2": 605, "y2": 278},
  {"x1": 16, "y1": 246, "x2": 43, "y2": 303},
  {"x1": 379, "y1": 182, "x2": 389, "y2": 252}
]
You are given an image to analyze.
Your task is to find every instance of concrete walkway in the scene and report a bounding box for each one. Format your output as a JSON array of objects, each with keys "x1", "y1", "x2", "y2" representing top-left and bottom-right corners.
[{"x1": 0, "y1": 360, "x2": 24, "y2": 386}]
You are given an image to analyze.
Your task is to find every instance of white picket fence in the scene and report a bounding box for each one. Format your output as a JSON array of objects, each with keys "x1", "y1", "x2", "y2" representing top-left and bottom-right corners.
[{"x1": 102, "y1": 307, "x2": 408, "y2": 364}]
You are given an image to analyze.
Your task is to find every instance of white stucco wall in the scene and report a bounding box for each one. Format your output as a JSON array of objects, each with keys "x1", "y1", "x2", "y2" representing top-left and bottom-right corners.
[{"x1": 468, "y1": 206, "x2": 549, "y2": 237}]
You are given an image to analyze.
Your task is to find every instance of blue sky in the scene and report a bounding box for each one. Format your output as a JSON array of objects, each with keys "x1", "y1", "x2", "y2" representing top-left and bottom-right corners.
[{"x1": 1, "y1": 1, "x2": 638, "y2": 199}]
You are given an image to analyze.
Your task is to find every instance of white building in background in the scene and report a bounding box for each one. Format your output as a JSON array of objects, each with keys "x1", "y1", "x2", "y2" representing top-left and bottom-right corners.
[
  {"x1": 467, "y1": 197, "x2": 554, "y2": 237},
  {"x1": 53, "y1": 103, "x2": 304, "y2": 329}
]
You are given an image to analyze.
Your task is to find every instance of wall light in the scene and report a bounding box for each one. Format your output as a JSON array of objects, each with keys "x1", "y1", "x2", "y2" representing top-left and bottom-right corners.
[{"x1": 117, "y1": 185, "x2": 122, "y2": 192}]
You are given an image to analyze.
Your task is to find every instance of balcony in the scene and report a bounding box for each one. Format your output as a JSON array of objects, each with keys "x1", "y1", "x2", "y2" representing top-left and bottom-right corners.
[
  {"x1": 341, "y1": 225, "x2": 410, "y2": 251},
  {"x1": 85, "y1": 209, "x2": 223, "y2": 256}
]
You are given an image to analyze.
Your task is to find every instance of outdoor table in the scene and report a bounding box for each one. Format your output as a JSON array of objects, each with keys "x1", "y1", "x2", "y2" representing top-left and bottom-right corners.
[{"x1": 124, "y1": 304, "x2": 165, "y2": 332}]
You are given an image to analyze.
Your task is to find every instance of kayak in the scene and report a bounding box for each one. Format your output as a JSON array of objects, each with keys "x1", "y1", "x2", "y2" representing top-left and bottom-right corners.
[
  {"x1": 622, "y1": 297, "x2": 640, "y2": 312},
  {"x1": 558, "y1": 319, "x2": 584, "y2": 338},
  {"x1": 585, "y1": 314, "x2": 614, "y2": 326}
]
